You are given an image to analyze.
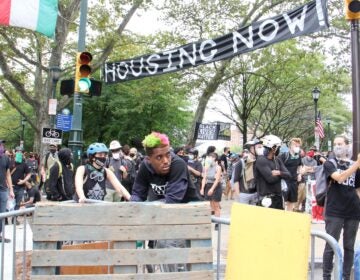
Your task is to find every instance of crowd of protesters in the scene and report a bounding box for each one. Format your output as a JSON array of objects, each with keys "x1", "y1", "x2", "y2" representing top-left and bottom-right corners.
[{"x1": 0, "y1": 132, "x2": 359, "y2": 279}]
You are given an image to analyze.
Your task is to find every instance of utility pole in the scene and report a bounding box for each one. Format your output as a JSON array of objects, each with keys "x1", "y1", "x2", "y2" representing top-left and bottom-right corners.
[{"x1": 68, "y1": 0, "x2": 88, "y2": 167}]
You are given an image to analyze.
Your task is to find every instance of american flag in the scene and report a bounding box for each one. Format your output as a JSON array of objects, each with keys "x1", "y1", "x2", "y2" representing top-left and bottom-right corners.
[{"x1": 316, "y1": 112, "x2": 325, "y2": 139}]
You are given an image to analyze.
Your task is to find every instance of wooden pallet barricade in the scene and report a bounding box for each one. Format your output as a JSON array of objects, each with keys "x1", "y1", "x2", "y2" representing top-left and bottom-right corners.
[{"x1": 31, "y1": 202, "x2": 213, "y2": 279}]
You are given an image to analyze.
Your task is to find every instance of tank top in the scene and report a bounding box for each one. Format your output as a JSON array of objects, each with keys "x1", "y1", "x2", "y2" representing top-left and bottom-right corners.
[
  {"x1": 206, "y1": 164, "x2": 217, "y2": 184},
  {"x1": 83, "y1": 164, "x2": 107, "y2": 200}
]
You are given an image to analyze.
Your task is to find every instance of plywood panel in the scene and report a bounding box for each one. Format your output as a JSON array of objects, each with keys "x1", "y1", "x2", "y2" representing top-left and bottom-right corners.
[{"x1": 225, "y1": 203, "x2": 311, "y2": 280}]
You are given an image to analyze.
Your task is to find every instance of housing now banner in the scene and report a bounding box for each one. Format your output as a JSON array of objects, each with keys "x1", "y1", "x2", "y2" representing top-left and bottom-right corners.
[{"x1": 104, "y1": 0, "x2": 328, "y2": 84}]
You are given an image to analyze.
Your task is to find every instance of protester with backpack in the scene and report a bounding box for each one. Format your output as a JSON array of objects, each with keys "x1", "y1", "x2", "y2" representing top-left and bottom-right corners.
[
  {"x1": 45, "y1": 148, "x2": 74, "y2": 201},
  {"x1": 233, "y1": 139, "x2": 263, "y2": 205},
  {"x1": 322, "y1": 135, "x2": 360, "y2": 280}
]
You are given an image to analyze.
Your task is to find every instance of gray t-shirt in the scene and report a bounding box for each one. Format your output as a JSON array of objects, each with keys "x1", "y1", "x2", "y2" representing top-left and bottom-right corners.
[{"x1": 0, "y1": 155, "x2": 10, "y2": 191}]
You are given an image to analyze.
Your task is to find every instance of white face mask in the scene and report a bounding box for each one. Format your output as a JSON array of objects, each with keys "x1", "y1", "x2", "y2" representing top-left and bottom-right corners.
[
  {"x1": 293, "y1": 146, "x2": 300, "y2": 154},
  {"x1": 112, "y1": 152, "x2": 120, "y2": 160},
  {"x1": 188, "y1": 155, "x2": 194, "y2": 160},
  {"x1": 255, "y1": 147, "x2": 264, "y2": 156},
  {"x1": 333, "y1": 145, "x2": 348, "y2": 159}
]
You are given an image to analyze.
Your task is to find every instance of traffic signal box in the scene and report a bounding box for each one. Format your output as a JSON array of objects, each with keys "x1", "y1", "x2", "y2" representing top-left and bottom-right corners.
[
  {"x1": 345, "y1": 0, "x2": 360, "y2": 20},
  {"x1": 75, "y1": 52, "x2": 92, "y2": 93}
]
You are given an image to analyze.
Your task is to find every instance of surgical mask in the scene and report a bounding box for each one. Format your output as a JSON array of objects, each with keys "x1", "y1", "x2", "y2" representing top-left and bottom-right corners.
[
  {"x1": 255, "y1": 147, "x2": 264, "y2": 156},
  {"x1": 206, "y1": 158, "x2": 215, "y2": 166},
  {"x1": 112, "y1": 153, "x2": 120, "y2": 160},
  {"x1": 188, "y1": 155, "x2": 194, "y2": 160},
  {"x1": 15, "y1": 152, "x2": 23, "y2": 163},
  {"x1": 333, "y1": 145, "x2": 348, "y2": 159},
  {"x1": 293, "y1": 147, "x2": 300, "y2": 154},
  {"x1": 94, "y1": 157, "x2": 106, "y2": 168}
]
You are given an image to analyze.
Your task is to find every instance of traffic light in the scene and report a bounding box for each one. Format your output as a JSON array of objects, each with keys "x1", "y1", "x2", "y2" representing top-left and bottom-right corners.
[
  {"x1": 345, "y1": 0, "x2": 360, "y2": 20},
  {"x1": 75, "y1": 52, "x2": 92, "y2": 93},
  {"x1": 61, "y1": 79, "x2": 102, "y2": 97}
]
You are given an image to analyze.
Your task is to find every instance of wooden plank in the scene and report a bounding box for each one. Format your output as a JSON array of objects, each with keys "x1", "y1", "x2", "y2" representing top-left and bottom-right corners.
[
  {"x1": 60, "y1": 242, "x2": 114, "y2": 275},
  {"x1": 190, "y1": 239, "x2": 213, "y2": 271},
  {"x1": 33, "y1": 202, "x2": 210, "y2": 226},
  {"x1": 31, "y1": 242, "x2": 57, "y2": 276},
  {"x1": 32, "y1": 224, "x2": 212, "y2": 242},
  {"x1": 113, "y1": 241, "x2": 137, "y2": 274},
  {"x1": 31, "y1": 248, "x2": 213, "y2": 267},
  {"x1": 31, "y1": 270, "x2": 214, "y2": 280}
]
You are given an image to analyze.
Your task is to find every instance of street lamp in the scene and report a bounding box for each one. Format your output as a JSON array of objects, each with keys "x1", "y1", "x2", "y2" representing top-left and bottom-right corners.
[
  {"x1": 20, "y1": 118, "x2": 26, "y2": 148},
  {"x1": 49, "y1": 66, "x2": 62, "y2": 128},
  {"x1": 312, "y1": 87, "x2": 320, "y2": 149},
  {"x1": 325, "y1": 117, "x2": 331, "y2": 151}
]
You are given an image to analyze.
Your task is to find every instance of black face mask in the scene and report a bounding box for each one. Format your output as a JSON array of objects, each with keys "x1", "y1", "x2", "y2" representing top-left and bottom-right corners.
[
  {"x1": 94, "y1": 157, "x2": 106, "y2": 168},
  {"x1": 129, "y1": 153, "x2": 135, "y2": 158},
  {"x1": 49, "y1": 149, "x2": 57, "y2": 154},
  {"x1": 274, "y1": 147, "x2": 280, "y2": 156}
]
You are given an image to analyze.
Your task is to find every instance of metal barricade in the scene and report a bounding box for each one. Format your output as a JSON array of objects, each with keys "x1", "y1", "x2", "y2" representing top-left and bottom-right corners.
[
  {"x1": 211, "y1": 216, "x2": 343, "y2": 280},
  {"x1": 0, "y1": 207, "x2": 35, "y2": 280}
]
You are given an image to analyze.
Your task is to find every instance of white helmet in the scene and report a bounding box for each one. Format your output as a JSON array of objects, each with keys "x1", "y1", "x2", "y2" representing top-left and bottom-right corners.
[
  {"x1": 261, "y1": 135, "x2": 282, "y2": 149},
  {"x1": 109, "y1": 140, "x2": 122, "y2": 150}
]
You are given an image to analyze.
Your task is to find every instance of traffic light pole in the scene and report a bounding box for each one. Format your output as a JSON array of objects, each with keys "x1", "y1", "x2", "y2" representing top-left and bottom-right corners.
[
  {"x1": 351, "y1": 19, "x2": 360, "y2": 159},
  {"x1": 69, "y1": 0, "x2": 88, "y2": 167}
]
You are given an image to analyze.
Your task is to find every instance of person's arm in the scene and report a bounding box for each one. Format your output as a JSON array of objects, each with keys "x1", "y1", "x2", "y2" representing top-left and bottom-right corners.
[
  {"x1": 232, "y1": 161, "x2": 243, "y2": 197},
  {"x1": 130, "y1": 162, "x2": 149, "y2": 202},
  {"x1": 188, "y1": 165, "x2": 201, "y2": 177},
  {"x1": 329, "y1": 156, "x2": 360, "y2": 183},
  {"x1": 75, "y1": 165, "x2": 86, "y2": 203},
  {"x1": 6, "y1": 168, "x2": 14, "y2": 198},
  {"x1": 278, "y1": 159, "x2": 292, "y2": 180},
  {"x1": 200, "y1": 167, "x2": 207, "y2": 196},
  {"x1": 255, "y1": 157, "x2": 281, "y2": 184},
  {"x1": 17, "y1": 165, "x2": 32, "y2": 185},
  {"x1": 105, "y1": 168, "x2": 131, "y2": 200}
]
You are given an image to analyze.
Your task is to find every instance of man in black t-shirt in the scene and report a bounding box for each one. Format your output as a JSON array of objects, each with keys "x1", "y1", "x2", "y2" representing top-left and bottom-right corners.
[
  {"x1": 131, "y1": 132, "x2": 198, "y2": 203},
  {"x1": 11, "y1": 147, "x2": 31, "y2": 224},
  {"x1": 322, "y1": 135, "x2": 360, "y2": 280}
]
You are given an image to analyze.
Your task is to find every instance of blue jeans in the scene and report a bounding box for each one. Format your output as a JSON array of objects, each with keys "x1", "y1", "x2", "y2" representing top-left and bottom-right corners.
[
  {"x1": 323, "y1": 215, "x2": 359, "y2": 280},
  {"x1": 0, "y1": 189, "x2": 8, "y2": 234}
]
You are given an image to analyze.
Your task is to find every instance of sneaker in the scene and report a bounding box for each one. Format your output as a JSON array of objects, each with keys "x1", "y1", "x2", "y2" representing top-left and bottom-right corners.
[{"x1": 0, "y1": 237, "x2": 11, "y2": 243}]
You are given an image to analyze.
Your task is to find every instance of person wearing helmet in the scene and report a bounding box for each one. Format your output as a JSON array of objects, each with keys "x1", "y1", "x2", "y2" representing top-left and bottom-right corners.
[
  {"x1": 254, "y1": 135, "x2": 291, "y2": 210},
  {"x1": 75, "y1": 143, "x2": 131, "y2": 202},
  {"x1": 105, "y1": 140, "x2": 128, "y2": 202},
  {"x1": 131, "y1": 132, "x2": 199, "y2": 203},
  {"x1": 232, "y1": 139, "x2": 263, "y2": 205}
]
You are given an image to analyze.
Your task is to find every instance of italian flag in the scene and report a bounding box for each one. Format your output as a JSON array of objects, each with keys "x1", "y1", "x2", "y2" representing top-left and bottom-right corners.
[{"x1": 0, "y1": 0, "x2": 58, "y2": 37}]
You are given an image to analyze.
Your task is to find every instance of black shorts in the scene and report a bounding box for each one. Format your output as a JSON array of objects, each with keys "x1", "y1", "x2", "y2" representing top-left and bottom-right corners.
[
  {"x1": 286, "y1": 181, "x2": 298, "y2": 203},
  {"x1": 204, "y1": 183, "x2": 222, "y2": 202}
]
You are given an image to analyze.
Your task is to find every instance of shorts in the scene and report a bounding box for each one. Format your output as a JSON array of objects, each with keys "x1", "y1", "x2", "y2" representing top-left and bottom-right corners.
[
  {"x1": 285, "y1": 181, "x2": 298, "y2": 203},
  {"x1": 204, "y1": 183, "x2": 222, "y2": 202}
]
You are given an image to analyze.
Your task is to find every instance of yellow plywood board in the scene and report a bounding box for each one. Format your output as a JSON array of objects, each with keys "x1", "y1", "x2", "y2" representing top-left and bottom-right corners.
[{"x1": 225, "y1": 203, "x2": 311, "y2": 280}]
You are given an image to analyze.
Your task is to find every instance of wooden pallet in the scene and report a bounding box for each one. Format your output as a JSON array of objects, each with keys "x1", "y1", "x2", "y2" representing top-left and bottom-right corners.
[{"x1": 31, "y1": 202, "x2": 213, "y2": 279}]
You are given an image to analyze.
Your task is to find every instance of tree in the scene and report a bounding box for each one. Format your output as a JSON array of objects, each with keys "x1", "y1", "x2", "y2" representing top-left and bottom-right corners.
[{"x1": 0, "y1": 0, "x2": 144, "y2": 155}]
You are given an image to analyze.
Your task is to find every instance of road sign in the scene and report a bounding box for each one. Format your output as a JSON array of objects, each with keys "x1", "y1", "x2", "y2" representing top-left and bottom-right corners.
[
  {"x1": 56, "y1": 114, "x2": 73, "y2": 132},
  {"x1": 42, "y1": 127, "x2": 62, "y2": 145}
]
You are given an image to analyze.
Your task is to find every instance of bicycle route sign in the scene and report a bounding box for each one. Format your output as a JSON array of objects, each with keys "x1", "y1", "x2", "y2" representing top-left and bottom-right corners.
[{"x1": 42, "y1": 127, "x2": 63, "y2": 145}]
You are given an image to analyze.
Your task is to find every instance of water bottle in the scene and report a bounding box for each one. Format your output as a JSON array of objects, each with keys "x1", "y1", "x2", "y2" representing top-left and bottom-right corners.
[{"x1": 6, "y1": 197, "x2": 15, "y2": 211}]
